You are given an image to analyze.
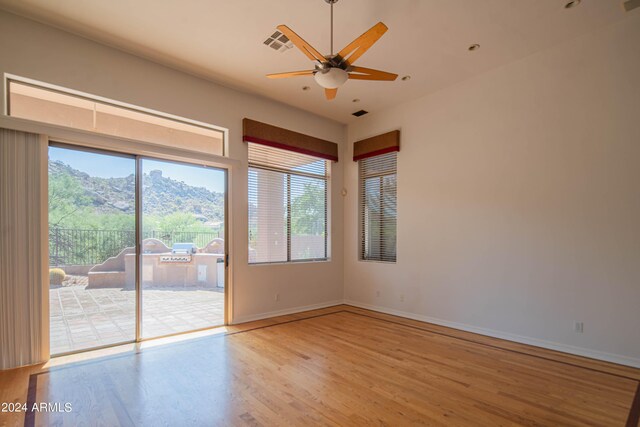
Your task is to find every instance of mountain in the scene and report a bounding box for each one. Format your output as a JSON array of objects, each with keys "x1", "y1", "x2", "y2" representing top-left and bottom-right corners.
[{"x1": 48, "y1": 160, "x2": 224, "y2": 222}]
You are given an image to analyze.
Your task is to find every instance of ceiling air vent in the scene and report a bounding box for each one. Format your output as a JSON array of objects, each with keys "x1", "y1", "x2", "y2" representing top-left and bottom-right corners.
[
  {"x1": 352, "y1": 110, "x2": 369, "y2": 117},
  {"x1": 264, "y1": 30, "x2": 293, "y2": 52}
]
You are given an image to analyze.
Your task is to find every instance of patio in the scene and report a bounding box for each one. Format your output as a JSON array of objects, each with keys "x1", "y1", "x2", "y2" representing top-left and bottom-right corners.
[{"x1": 50, "y1": 279, "x2": 224, "y2": 354}]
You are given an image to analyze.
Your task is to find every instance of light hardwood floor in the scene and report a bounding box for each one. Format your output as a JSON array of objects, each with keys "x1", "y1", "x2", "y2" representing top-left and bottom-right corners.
[{"x1": 1, "y1": 305, "x2": 639, "y2": 426}]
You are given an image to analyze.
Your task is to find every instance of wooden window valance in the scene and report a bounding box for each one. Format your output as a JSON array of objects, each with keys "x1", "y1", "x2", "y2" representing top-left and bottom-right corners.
[
  {"x1": 243, "y1": 118, "x2": 338, "y2": 162},
  {"x1": 353, "y1": 130, "x2": 400, "y2": 161}
]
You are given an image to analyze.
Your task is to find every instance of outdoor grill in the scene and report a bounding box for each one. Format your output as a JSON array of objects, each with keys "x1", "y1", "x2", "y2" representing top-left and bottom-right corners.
[{"x1": 171, "y1": 243, "x2": 198, "y2": 255}]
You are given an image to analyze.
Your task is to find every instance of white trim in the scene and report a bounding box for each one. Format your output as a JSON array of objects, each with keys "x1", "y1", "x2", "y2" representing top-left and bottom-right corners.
[
  {"x1": 38, "y1": 134, "x2": 50, "y2": 362},
  {"x1": 0, "y1": 115, "x2": 239, "y2": 171},
  {"x1": 224, "y1": 168, "x2": 233, "y2": 327},
  {"x1": 231, "y1": 300, "x2": 343, "y2": 325},
  {"x1": 2, "y1": 73, "x2": 8, "y2": 115},
  {"x1": 344, "y1": 300, "x2": 640, "y2": 369}
]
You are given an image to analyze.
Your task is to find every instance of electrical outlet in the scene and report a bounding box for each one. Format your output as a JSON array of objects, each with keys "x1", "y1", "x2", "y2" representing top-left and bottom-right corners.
[
  {"x1": 376, "y1": 291, "x2": 380, "y2": 297},
  {"x1": 400, "y1": 294, "x2": 405, "y2": 302},
  {"x1": 573, "y1": 321, "x2": 584, "y2": 333},
  {"x1": 275, "y1": 293, "x2": 280, "y2": 302}
]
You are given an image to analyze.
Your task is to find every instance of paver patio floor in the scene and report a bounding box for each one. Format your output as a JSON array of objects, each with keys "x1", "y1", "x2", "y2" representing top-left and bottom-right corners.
[{"x1": 50, "y1": 283, "x2": 224, "y2": 354}]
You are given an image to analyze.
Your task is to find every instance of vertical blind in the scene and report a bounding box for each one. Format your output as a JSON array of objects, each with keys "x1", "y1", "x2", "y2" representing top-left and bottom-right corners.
[
  {"x1": 248, "y1": 143, "x2": 329, "y2": 263},
  {"x1": 1, "y1": 128, "x2": 48, "y2": 369},
  {"x1": 359, "y1": 151, "x2": 397, "y2": 262}
]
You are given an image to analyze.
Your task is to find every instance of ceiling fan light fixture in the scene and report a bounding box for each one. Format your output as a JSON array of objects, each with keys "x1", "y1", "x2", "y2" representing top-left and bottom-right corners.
[
  {"x1": 314, "y1": 67, "x2": 349, "y2": 89},
  {"x1": 266, "y1": 1, "x2": 394, "y2": 100}
]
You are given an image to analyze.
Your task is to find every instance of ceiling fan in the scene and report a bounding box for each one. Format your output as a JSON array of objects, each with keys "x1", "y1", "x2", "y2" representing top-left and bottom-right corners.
[{"x1": 266, "y1": 0, "x2": 398, "y2": 101}]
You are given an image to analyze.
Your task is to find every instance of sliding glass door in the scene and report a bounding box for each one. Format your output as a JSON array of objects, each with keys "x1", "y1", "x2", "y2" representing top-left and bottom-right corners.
[
  {"x1": 48, "y1": 145, "x2": 137, "y2": 354},
  {"x1": 48, "y1": 144, "x2": 226, "y2": 355},
  {"x1": 140, "y1": 159, "x2": 226, "y2": 339}
]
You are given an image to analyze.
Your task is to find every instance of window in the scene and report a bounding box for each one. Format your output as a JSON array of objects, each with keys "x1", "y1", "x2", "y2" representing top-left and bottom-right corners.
[
  {"x1": 7, "y1": 79, "x2": 225, "y2": 156},
  {"x1": 248, "y1": 143, "x2": 329, "y2": 263},
  {"x1": 359, "y1": 151, "x2": 397, "y2": 262}
]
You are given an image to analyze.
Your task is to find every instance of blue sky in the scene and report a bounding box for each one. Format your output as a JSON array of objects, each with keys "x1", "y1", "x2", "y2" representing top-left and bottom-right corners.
[{"x1": 49, "y1": 146, "x2": 225, "y2": 193}]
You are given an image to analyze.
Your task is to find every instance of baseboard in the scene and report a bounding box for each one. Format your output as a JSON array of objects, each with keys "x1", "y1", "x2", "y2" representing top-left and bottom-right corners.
[
  {"x1": 344, "y1": 300, "x2": 640, "y2": 369},
  {"x1": 231, "y1": 300, "x2": 344, "y2": 325}
]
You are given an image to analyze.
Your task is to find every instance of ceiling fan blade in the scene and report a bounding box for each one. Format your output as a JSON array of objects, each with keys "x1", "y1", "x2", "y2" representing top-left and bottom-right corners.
[
  {"x1": 266, "y1": 70, "x2": 315, "y2": 79},
  {"x1": 348, "y1": 66, "x2": 398, "y2": 81},
  {"x1": 277, "y1": 25, "x2": 326, "y2": 63},
  {"x1": 337, "y1": 22, "x2": 388, "y2": 66},
  {"x1": 325, "y1": 88, "x2": 337, "y2": 100}
]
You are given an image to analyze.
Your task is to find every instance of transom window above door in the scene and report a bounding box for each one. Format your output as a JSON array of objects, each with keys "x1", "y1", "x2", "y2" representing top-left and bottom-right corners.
[{"x1": 7, "y1": 77, "x2": 226, "y2": 156}]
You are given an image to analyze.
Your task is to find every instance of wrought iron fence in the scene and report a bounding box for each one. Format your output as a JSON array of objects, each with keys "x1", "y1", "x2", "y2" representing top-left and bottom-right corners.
[{"x1": 49, "y1": 228, "x2": 221, "y2": 266}]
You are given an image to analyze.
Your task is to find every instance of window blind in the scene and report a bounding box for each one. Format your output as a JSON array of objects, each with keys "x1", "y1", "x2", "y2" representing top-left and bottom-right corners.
[
  {"x1": 0, "y1": 128, "x2": 48, "y2": 369},
  {"x1": 359, "y1": 151, "x2": 397, "y2": 262},
  {"x1": 248, "y1": 143, "x2": 329, "y2": 264}
]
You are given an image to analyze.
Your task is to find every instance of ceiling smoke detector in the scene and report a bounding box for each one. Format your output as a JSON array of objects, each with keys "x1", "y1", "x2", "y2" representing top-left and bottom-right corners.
[{"x1": 263, "y1": 30, "x2": 293, "y2": 52}]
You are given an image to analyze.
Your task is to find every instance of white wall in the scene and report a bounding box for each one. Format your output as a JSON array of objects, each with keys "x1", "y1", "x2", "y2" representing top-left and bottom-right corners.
[
  {"x1": 0, "y1": 10, "x2": 346, "y2": 324},
  {"x1": 345, "y1": 13, "x2": 640, "y2": 366}
]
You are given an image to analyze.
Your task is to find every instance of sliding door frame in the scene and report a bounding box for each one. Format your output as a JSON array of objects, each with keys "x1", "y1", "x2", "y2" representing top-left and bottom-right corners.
[
  {"x1": 136, "y1": 155, "x2": 229, "y2": 341},
  {"x1": 0, "y1": 115, "x2": 236, "y2": 361},
  {"x1": 135, "y1": 157, "x2": 143, "y2": 341},
  {"x1": 47, "y1": 137, "x2": 231, "y2": 355},
  {"x1": 48, "y1": 142, "x2": 138, "y2": 355}
]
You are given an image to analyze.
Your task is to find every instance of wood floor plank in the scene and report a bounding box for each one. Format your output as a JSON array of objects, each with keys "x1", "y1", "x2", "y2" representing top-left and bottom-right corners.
[{"x1": 0, "y1": 305, "x2": 638, "y2": 426}]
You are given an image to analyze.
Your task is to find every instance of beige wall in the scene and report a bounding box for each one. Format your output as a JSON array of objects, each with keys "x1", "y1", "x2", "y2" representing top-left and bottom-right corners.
[
  {"x1": 0, "y1": 10, "x2": 346, "y2": 324},
  {"x1": 345, "y1": 13, "x2": 640, "y2": 366},
  {"x1": 2, "y1": 7, "x2": 639, "y2": 367}
]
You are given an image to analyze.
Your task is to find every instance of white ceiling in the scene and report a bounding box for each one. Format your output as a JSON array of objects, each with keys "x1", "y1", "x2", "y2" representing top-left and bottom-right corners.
[{"x1": 0, "y1": 0, "x2": 630, "y2": 124}]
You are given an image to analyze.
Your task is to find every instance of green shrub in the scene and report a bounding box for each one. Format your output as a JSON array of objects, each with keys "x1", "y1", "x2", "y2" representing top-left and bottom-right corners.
[{"x1": 49, "y1": 268, "x2": 66, "y2": 286}]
